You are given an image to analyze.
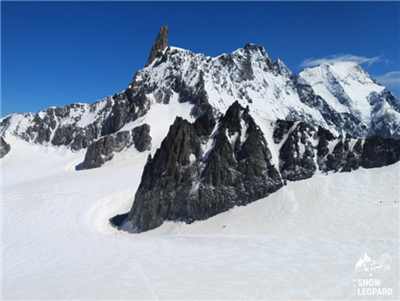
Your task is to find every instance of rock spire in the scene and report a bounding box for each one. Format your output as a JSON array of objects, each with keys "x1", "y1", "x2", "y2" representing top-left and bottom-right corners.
[{"x1": 145, "y1": 25, "x2": 169, "y2": 67}]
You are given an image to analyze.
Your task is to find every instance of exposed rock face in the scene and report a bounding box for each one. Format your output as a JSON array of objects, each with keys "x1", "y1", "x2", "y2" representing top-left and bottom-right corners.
[
  {"x1": 317, "y1": 132, "x2": 359, "y2": 173},
  {"x1": 199, "y1": 102, "x2": 283, "y2": 207},
  {"x1": 315, "y1": 131, "x2": 400, "y2": 173},
  {"x1": 127, "y1": 117, "x2": 207, "y2": 231},
  {"x1": 1, "y1": 100, "x2": 114, "y2": 152},
  {"x1": 127, "y1": 101, "x2": 283, "y2": 232},
  {"x1": 132, "y1": 124, "x2": 152, "y2": 152},
  {"x1": 273, "y1": 120, "x2": 294, "y2": 144},
  {"x1": 368, "y1": 89, "x2": 400, "y2": 138},
  {"x1": 362, "y1": 136, "x2": 400, "y2": 168},
  {"x1": 82, "y1": 124, "x2": 151, "y2": 169},
  {"x1": 274, "y1": 120, "x2": 400, "y2": 175},
  {"x1": 145, "y1": 25, "x2": 169, "y2": 67},
  {"x1": 0, "y1": 136, "x2": 11, "y2": 158},
  {"x1": 101, "y1": 99, "x2": 132, "y2": 136},
  {"x1": 278, "y1": 122, "x2": 316, "y2": 181}
]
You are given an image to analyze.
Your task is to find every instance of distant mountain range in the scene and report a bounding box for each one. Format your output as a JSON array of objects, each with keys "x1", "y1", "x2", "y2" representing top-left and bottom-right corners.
[{"x1": 1, "y1": 25, "x2": 399, "y2": 232}]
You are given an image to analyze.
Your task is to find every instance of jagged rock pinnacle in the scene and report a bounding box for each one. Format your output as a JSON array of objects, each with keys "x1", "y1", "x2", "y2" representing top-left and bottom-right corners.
[{"x1": 145, "y1": 25, "x2": 169, "y2": 67}]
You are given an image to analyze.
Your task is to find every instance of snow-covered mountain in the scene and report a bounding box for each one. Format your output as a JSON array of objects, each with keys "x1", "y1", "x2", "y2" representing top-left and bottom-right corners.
[
  {"x1": 131, "y1": 43, "x2": 400, "y2": 139},
  {"x1": 298, "y1": 62, "x2": 400, "y2": 138},
  {"x1": 1, "y1": 25, "x2": 400, "y2": 231},
  {"x1": 1, "y1": 26, "x2": 399, "y2": 162},
  {"x1": 2, "y1": 25, "x2": 400, "y2": 299}
]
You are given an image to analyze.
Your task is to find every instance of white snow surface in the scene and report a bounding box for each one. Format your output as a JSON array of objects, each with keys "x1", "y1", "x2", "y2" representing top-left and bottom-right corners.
[{"x1": 2, "y1": 134, "x2": 399, "y2": 300}]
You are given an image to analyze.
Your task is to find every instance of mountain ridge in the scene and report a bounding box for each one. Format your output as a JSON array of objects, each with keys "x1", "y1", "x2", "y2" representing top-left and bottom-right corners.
[{"x1": 1, "y1": 26, "x2": 399, "y2": 162}]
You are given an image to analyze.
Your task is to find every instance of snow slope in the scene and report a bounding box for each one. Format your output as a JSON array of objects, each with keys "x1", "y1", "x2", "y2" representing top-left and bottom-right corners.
[{"x1": 2, "y1": 134, "x2": 399, "y2": 300}]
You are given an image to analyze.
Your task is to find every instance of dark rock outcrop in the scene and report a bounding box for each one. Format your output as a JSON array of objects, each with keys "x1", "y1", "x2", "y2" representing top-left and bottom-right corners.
[
  {"x1": 127, "y1": 101, "x2": 282, "y2": 232},
  {"x1": 317, "y1": 134, "x2": 361, "y2": 173},
  {"x1": 273, "y1": 121, "x2": 400, "y2": 176},
  {"x1": 101, "y1": 99, "x2": 132, "y2": 136},
  {"x1": 12, "y1": 100, "x2": 113, "y2": 152},
  {"x1": 368, "y1": 90, "x2": 400, "y2": 138},
  {"x1": 200, "y1": 103, "x2": 282, "y2": 205},
  {"x1": 145, "y1": 25, "x2": 169, "y2": 67},
  {"x1": 316, "y1": 129, "x2": 400, "y2": 173},
  {"x1": 127, "y1": 116, "x2": 211, "y2": 231},
  {"x1": 82, "y1": 124, "x2": 151, "y2": 169},
  {"x1": 278, "y1": 121, "x2": 316, "y2": 181},
  {"x1": 273, "y1": 120, "x2": 295, "y2": 144},
  {"x1": 362, "y1": 136, "x2": 400, "y2": 168},
  {"x1": 0, "y1": 136, "x2": 11, "y2": 158},
  {"x1": 109, "y1": 213, "x2": 129, "y2": 228},
  {"x1": 132, "y1": 124, "x2": 152, "y2": 152}
]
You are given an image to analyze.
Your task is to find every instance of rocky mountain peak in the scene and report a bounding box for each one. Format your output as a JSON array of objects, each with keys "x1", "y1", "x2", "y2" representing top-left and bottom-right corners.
[
  {"x1": 145, "y1": 25, "x2": 169, "y2": 67},
  {"x1": 125, "y1": 101, "x2": 283, "y2": 232}
]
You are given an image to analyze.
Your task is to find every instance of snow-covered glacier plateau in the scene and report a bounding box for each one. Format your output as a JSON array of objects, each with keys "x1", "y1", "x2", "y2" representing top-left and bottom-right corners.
[{"x1": 1, "y1": 135, "x2": 399, "y2": 300}]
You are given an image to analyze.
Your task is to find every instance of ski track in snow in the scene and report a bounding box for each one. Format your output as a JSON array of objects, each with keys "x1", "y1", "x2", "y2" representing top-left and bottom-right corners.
[{"x1": 2, "y1": 136, "x2": 399, "y2": 300}]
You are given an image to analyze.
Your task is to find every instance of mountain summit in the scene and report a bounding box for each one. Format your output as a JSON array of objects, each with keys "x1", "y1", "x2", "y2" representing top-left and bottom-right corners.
[{"x1": 146, "y1": 24, "x2": 169, "y2": 67}]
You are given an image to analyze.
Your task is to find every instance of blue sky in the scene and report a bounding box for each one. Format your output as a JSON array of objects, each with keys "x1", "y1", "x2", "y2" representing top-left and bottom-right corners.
[{"x1": 1, "y1": 1, "x2": 399, "y2": 117}]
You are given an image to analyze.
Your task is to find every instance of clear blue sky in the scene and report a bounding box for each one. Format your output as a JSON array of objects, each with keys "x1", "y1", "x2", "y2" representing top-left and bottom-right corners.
[{"x1": 1, "y1": 1, "x2": 399, "y2": 117}]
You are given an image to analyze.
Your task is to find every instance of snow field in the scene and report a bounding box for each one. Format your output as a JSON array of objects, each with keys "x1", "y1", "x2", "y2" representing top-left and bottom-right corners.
[{"x1": 2, "y1": 132, "x2": 399, "y2": 300}]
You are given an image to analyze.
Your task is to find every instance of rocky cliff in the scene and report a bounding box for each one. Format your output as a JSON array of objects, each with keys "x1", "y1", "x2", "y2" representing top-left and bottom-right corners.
[
  {"x1": 127, "y1": 102, "x2": 283, "y2": 231},
  {"x1": 275, "y1": 119, "x2": 400, "y2": 177}
]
